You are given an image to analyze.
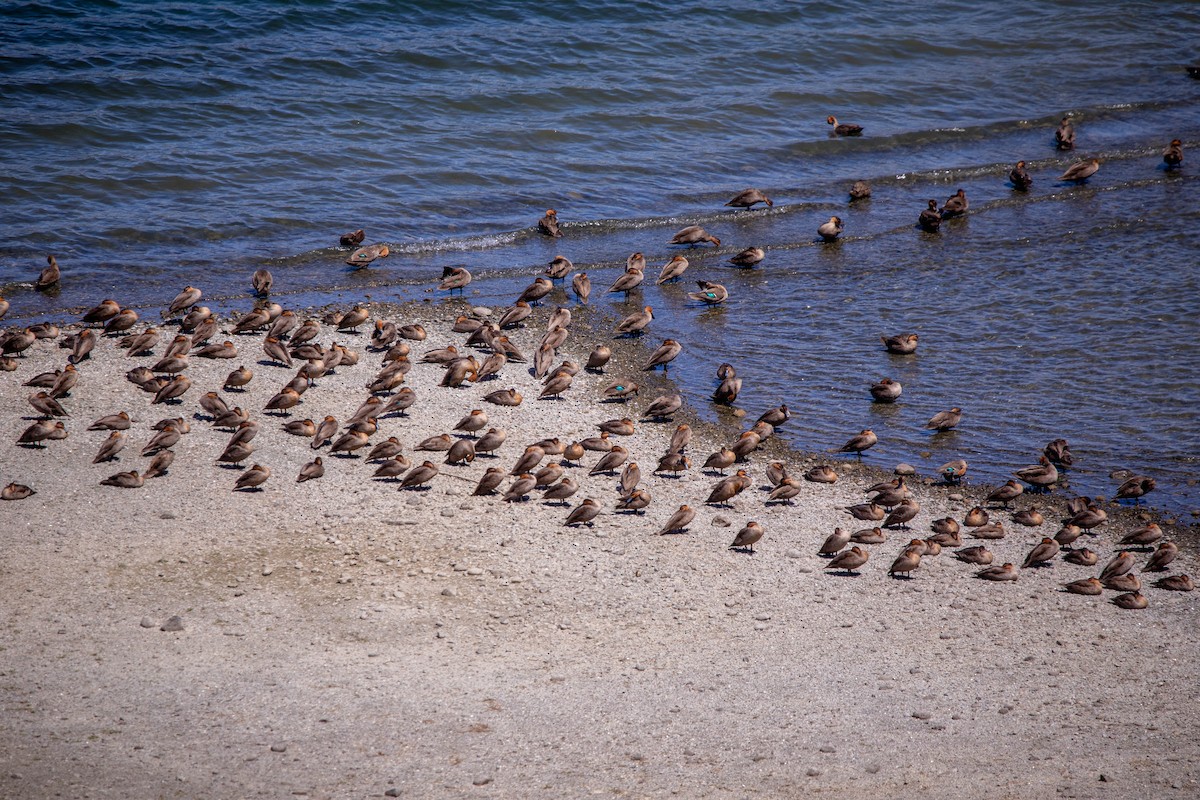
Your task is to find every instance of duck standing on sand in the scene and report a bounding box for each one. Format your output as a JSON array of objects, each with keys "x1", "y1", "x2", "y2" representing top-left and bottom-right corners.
[
  {"x1": 725, "y1": 188, "x2": 773, "y2": 209},
  {"x1": 1163, "y1": 139, "x2": 1183, "y2": 169},
  {"x1": 827, "y1": 115, "x2": 863, "y2": 136},
  {"x1": 1009, "y1": 160, "x2": 1033, "y2": 190},
  {"x1": 1060, "y1": 158, "x2": 1100, "y2": 183},
  {"x1": 669, "y1": 226, "x2": 720, "y2": 247},
  {"x1": 817, "y1": 216, "x2": 843, "y2": 242},
  {"x1": 537, "y1": 209, "x2": 562, "y2": 237},
  {"x1": 1055, "y1": 116, "x2": 1075, "y2": 150}
]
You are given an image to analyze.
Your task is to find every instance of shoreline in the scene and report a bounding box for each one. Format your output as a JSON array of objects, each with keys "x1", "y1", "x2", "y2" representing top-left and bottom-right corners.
[{"x1": 2, "y1": 295, "x2": 1198, "y2": 798}]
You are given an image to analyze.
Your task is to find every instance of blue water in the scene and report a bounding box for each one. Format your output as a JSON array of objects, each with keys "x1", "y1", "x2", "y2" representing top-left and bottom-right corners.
[{"x1": 2, "y1": 0, "x2": 1199, "y2": 513}]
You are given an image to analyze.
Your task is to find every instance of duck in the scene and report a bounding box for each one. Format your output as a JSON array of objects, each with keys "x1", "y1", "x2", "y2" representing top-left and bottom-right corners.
[
  {"x1": 606, "y1": 268, "x2": 644, "y2": 295},
  {"x1": 35, "y1": 255, "x2": 60, "y2": 291},
  {"x1": 1043, "y1": 438, "x2": 1073, "y2": 467},
  {"x1": 537, "y1": 209, "x2": 562, "y2": 237},
  {"x1": 564, "y1": 498, "x2": 601, "y2": 527},
  {"x1": 339, "y1": 229, "x2": 365, "y2": 247},
  {"x1": 834, "y1": 429, "x2": 877, "y2": 457},
  {"x1": 1099, "y1": 551, "x2": 1136, "y2": 582},
  {"x1": 514, "y1": 277, "x2": 552, "y2": 305},
  {"x1": 939, "y1": 459, "x2": 968, "y2": 484},
  {"x1": 1163, "y1": 139, "x2": 1183, "y2": 169},
  {"x1": 601, "y1": 380, "x2": 639, "y2": 401},
  {"x1": 1155, "y1": 574, "x2": 1195, "y2": 592},
  {"x1": 1009, "y1": 160, "x2": 1033, "y2": 190},
  {"x1": 1144, "y1": 541, "x2": 1179, "y2": 572},
  {"x1": 819, "y1": 528, "x2": 852, "y2": 556},
  {"x1": 656, "y1": 505, "x2": 696, "y2": 536},
  {"x1": 703, "y1": 447, "x2": 736, "y2": 475},
  {"x1": 1119, "y1": 523, "x2": 1163, "y2": 548},
  {"x1": 251, "y1": 268, "x2": 273, "y2": 295},
  {"x1": 713, "y1": 373, "x2": 741, "y2": 405},
  {"x1": 1112, "y1": 592, "x2": 1148, "y2": 610},
  {"x1": 1054, "y1": 117, "x2": 1075, "y2": 150},
  {"x1": 729, "y1": 246, "x2": 764, "y2": 268},
  {"x1": 617, "y1": 489, "x2": 652, "y2": 515},
  {"x1": 985, "y1": 480, "x2": 1023, "y2": 507},
  {"x1": 545, "y1": 255, "x2": 573, "y2": 279},
  {"x1": 1059, "y1": 158, "x2": 1100, "y2": 183},
  {"x1": 82, "y1": 299, "x2": 121, "y2": 325},
  {"x1": 869, "y1": 378, "x2": 902, "y2": 403},
  {"x1": 1114, "y1": 475, "x2": 1155, "y2": 502},
  {"x1": 804, "y1": 465, "x2": 838, "y2": 484},
  {"x1": 976, "y1": 563, "x2": 1019, "y2": 582},
  {"x1": 643, "y1": 339, "x2": 682, "y2": 371},
  {"x1": 826, "y1": 546, "x2": 869, "y2": 574},
  {"x1": 297, "y1": 457, "x2": 324, "y2": 483},
  {"x1": 926, "y1": 407, "x2": 961, "y2": 432},
  {"x1": 234, "y1": 464, "x2": 271, "y2": 491},
  {"x1": 888, "y1": 548, "x2": 921, "y2": 578},
  {"x1": 571, "y1": 272, "x2": 591, "y2": 304},
  {"x1": 688, "y1": 280, "x2": 728, "y2": 304},
  {"x1": 438, "y1": 267, "x2": 471, "y2": 292},
  {"x1": 705, "y1": 469, "x2": 751, "y2": 506},
  {"x1": 615, "y1": 306, "x2": 653, "y2": 335},
  {"x1": 643, "y1": 393, "x2": 682, "y2": 419},
  {"x1": 940, "y1": 189, "x2": 968, "y2": 217},
  {"x1": 1063, "y1": 577, "x2": 1103, "y2": 596},
  {"x1": 826, "y1": 115, "x2": 863, "y2": 136},
  {"x1": 917, "y1": 200, "x2": 941, "y2": 232},
  {"x1": 656, "y1": 255, "x2": 690, "y2": 284},
  {"x1": 729, "y1": 521, "x2": 765, "y2": 552},
  {"x1": 817, "y1": 216, "x2": 843, "y2": 241},
  {"x1": 541, "y1": 477, "x2": 579, "y2": 506},
  {"x1": 669, "y1": 226, "x2": 720, "y2": 246},
  {"x1": 725, "y1": 188, "x2": 773, "y2": 209},
  {"x1": 954, "y1": 545, "x2": 993, "y2": 565},
  {"x1": 401, "y1": 461, "x2": 439, "y2": 490},
  {"x1": 100, "y1": 470, "x2": 143, "y2": 488},
  {"x1": 1014, "y1": 456, "x2": 1058, "y2": 491},
  {"x1": 848, "y1": 180, "x2": 871, "y2": 201},
  {"x1": 1022, "y1": 538, "x2": 1060, "y2": 568}
]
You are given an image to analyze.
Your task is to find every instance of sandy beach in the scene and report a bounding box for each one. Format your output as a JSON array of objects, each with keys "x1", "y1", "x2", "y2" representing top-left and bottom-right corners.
[{"x1": 1, "y1": 294, "x2": 1198, "y2": 799}]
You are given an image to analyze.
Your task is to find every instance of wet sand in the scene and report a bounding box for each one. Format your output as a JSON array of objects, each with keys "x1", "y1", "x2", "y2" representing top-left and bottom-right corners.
[{"x1": 1, "y1": 298, "x2": 1198, "y2": 799}]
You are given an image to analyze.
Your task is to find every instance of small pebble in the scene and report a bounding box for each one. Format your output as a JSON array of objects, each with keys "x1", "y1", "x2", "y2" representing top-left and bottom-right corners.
[
  {"x1": 441, "y1": 508, "x2": 456, "y2": 517},
  {"x1": 270, "y1": 743, "x2": 287, "y2": 753},
  {"x1": 385, "y1": 789, "x2": 402, "y2": 798},
  {"x1": 441, "y1": 587, "x2": 457, "y2": 597},
  {"x1": 785, "y1": 549, "x2": 802, "y2": 559},
  {"x1": 160, "y1": 616, "x2": 184, "y2": 632},
  {"x1": 139, "y1": 617, "x2": 155, "y2": 629},
  {"x1": 912, "y1": 710, "x2": 932, "y2": 720},
  {"x1": 472, "y1": 777, "x2": 493, "y2": 786},
  {"x1": 261, "y1": 566, "x2": 274, "y2": 576},
  {"x1": 894, "y1": 463, "x2": 916, "y2": 476},
  {"x1": 806, "y1": 768, "x2": 821, "y2": 777},
  {"x1": 818, "y1": 745, "x2": 835, "y2": 754},
  {"x1": 466, "y1": 568, "x2": 484, "y2": 576},
  {"x1": 712, "y1": 516, "x2": 731, "y2": 528}
]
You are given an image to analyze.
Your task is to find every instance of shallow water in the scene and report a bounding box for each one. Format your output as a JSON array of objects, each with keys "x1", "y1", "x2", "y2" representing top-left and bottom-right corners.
[{"x1": 2, "y1": 0, "x2": 1199, "y2": 513}]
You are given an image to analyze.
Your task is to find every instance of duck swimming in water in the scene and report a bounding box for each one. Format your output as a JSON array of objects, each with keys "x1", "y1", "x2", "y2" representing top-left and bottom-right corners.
[
  {"x1": 817, "y1": 216, "x2": 843, "y2": 242},
  {"x1": 724, "y1": 188, "x2": 773, "y2": 209},
  {"x1": 729, "y1": 246, "x2": 764, "y2": 268},
  {"x1": 1163, "y1": 139, "x2": 1183, "y2": 169},
  {"x1": 1059, "y1": 158, "x2": 1100, "y2": 183},
  {"x1": 537, "y1": 209, "x2": 562, "y2": 237},
  {"x1": 669, "y1": 225, "x2": 720, "y2": 247},
  {"x1": 1009, "y1": 160, "x2": 1033, "y2": 190},
  {"x1": 848, "y1": 180, "x2": 871, "y2": 201},
  {"x1": 1055, "y1": 116, "x2": 1075, "y2": 150},
  {"x1": 918, "y1": 200, "x2": 941, "y2": 232},
  {"x1": 826, "y1": 115, "x2": 863, "y2": 136},
  {"x1": 940, "y1": 189, "x2": 968, "y2": 217}
]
